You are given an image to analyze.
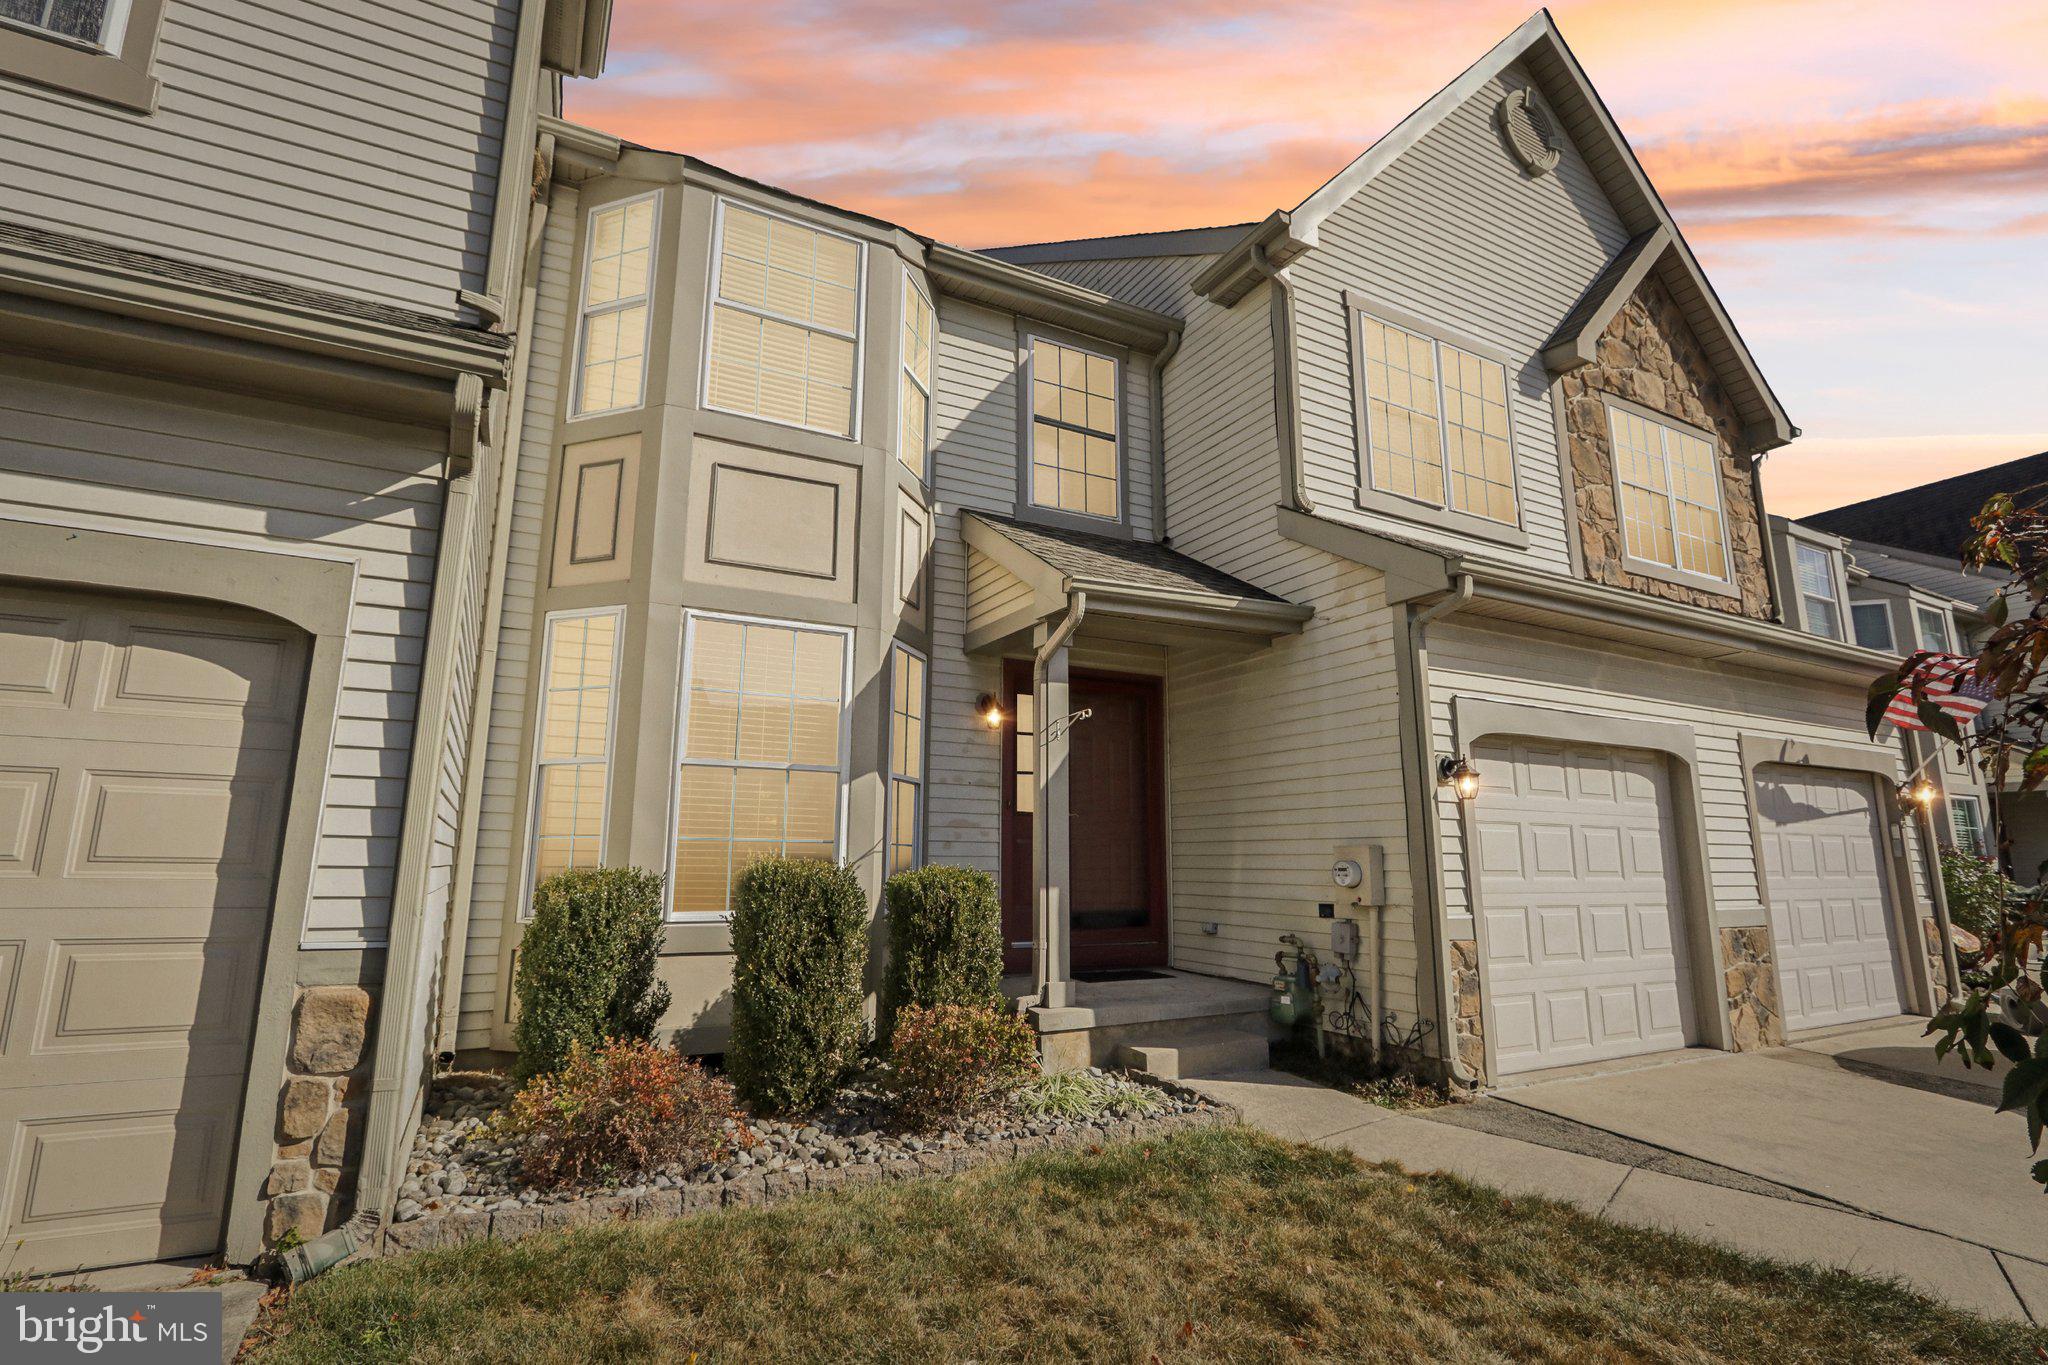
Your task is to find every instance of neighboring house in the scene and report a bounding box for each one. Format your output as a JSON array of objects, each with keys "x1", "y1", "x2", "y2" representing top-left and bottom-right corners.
[
  {"x1": 1805, "y1": 452, "x2": 2048, "y2": 879},
  {"x1": 0, "y1": 0, "x2": 616, "y2": 1272},
  {"x1": 452, "y1": 7, "x2": 1955, "y2": 1116}
]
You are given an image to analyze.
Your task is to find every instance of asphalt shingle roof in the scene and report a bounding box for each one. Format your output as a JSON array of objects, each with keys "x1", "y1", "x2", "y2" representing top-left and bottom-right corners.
[
  {"x1": 969, "y1": 513, "x2": 1290, "y2": 604},
  {"x1": 1805, "y1": 450, "x2": 2048, "y2": 560}
]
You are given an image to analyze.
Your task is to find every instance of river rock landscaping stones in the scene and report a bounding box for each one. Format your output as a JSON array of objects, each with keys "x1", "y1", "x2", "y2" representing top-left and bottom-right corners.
[{"x1": 380, "y1": 1066, "x2": 1228, "y2": 1255}]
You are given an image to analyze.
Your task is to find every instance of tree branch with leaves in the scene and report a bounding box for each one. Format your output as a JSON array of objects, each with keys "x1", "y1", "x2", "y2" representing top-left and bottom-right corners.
[{"x1": 1866, "y1": 483, "x2": 2048, "y2": 1188}]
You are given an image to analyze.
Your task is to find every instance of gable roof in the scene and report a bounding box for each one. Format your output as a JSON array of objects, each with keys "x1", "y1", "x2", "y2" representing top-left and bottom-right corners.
[
  {"x1": 967, "y1": 512, "x2": 1291, "y2": 604},
  {"x1": 1806, "y1": 451, "x2": 2048, "y2": 560},
  {"x1": 1004, "y1": 9, "x2": 1792, "y2": 450},
  {"x1": 1842, "y1": 539, "x2": 2003, "y2": 610}
]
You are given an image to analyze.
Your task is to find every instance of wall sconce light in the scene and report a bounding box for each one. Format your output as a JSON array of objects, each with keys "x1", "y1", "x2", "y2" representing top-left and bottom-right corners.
[
  {"x1": 975, "y1": 693, "x2": 1006, "y2": 730},
  {"x1": 1896, "y1": 776, "x2": 1939, "y2": 809},
  {"x1": 1437, "y1": 754, "x2": 1482, "y2": 802}
]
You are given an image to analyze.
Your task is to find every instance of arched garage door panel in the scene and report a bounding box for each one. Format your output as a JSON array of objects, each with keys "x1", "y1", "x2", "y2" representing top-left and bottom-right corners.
[
  {"x1": 1473, "y1": 739, "x2": 1695, "y2": 1075},
  {"x1": 1754, "y1": 765, "x2": 1905, "y2": 1032},
  {"x1": 0, "y1": 587, "x2": 303, "y2": 1272}
]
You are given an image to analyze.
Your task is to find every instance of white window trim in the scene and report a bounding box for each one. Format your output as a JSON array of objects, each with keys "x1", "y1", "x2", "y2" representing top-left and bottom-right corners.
[
  {"x1": 1021, "y1": 330, "x2": 1125, "y2": 526},
  {"x1": 517, "y1": 606, "x2": 625, "y2": 920},
  {"x1": 1952, "y1": 795, "x2": 1985, "y2": 855},
  {"x1": 567, "y1": 191, "x2": 662, "y2": 422},
  {"x1": 887, "y1": 641, "x2": 929, "y2": 875},
  {"x1": 1344, "y1": 292, "x2": 1530, "y2": 549},
  {"x1": 699, "y1": 195, "x2": 868, "y2": 442},
  {"x1": 665, "y1": 609, "x2": 855, "y2": 922},
  {"x1": 1913, "y1": 602, "x2": 1954, "y2": 654},
  {"x1": 1793, "y1": 541, "x2": 1844, "y2": 641},
  {"x1": 1602, "y1": 395, "x2": 1736, "y2": 597},
  {"x1": 898, "y1": 268, "x2": 935, "y2": 481}
]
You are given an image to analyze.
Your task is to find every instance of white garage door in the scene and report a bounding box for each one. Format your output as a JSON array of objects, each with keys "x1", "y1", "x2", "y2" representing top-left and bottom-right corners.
[
  {"x1": 1473, "y1": 739, "x2": 1695, "y2": 1075},
  {"x1": 0, "y1": 587, "x2": 303, "y2": 1272},
  {"x1": 1754, "y1": 765, "x2": 1906, "y2": 1032}
]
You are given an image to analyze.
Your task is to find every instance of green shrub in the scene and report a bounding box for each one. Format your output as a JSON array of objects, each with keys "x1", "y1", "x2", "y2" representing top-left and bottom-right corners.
[
  {"x1": 513, "y1": 867, "x2": 671, "y2": 1082},
  {"x1": 502, "y1": 1039, "x2": 743, "y2": 1189},
  {"x1": 878, "y1": 865, "x2": 1004, "y2": 1044},
  {"x1": 1941, "y1": 847, "x2": 2016, "y2": 943},
  {"x1": 728, "y1": 857, "x2": 870, "y2": 1113},
  {"x1": 888, "y1": 1004, "x2": 1038, "y2": 1130}
]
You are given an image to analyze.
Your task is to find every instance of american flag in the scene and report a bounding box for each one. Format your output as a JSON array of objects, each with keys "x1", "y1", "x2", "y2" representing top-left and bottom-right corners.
[{"x1": 1884, "y1": 653, "x2": 1994, "y2": 732}]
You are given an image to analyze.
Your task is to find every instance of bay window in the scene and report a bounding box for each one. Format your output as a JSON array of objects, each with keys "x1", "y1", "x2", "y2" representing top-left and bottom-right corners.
[
  {"x1": 900, "y1": 273, "x2": 934, "y2": 477},
  {"x1": 572, "y1": 196, "x2": 657, "y2": 418},
  {"x1": 523, "y1": 609, "x2": 621, "y2": 914},
  {"x1": 887, "y1": 644, "x2": 927, "y2": 875},
  {"x1": 704, "y1": 200, "x2": 862, "y2": 438}
]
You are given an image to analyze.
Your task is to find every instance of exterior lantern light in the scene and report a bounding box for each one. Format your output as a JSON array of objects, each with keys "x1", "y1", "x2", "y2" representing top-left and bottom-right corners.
[
  {"x1": 1437, "y1": 755, "x2": 1482, "y2": 802},
  {"x1": 1897, "y1": 776, "x2": 1938, "y2": 809},
  {"x1": 975, "y1": 693, "x2": 1006, "y2": 730}
]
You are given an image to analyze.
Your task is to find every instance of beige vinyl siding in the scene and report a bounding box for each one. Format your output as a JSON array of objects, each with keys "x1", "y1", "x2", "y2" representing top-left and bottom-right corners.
[
  {"x1": 455, "y1": 184, "x2": 578, "y2": 1046},
  {"x1": 965, "y1": 547, "x2": 1034, "y2": 635},
  {"x1": 1167, "y1": 547, "x2": 1415, "y2": 1017},
  {"x1": 924, "y1": 297, "x2": 1020, "y2": 875},
  {"x1": 0, "y1": 0, "x2": 518, "y2": 316},
  {"x1": 1289, "y1": 62, "x2": 1628, "y2": 573},
  {"x1": 0, "y1": 354, "x2": 448, "y2": 948},
  {"x1": 1157, "y1": 280, "x2": 1282, "y2": 576},
  {"x1": 1426, "y1": 618, "x2": 1927, "y2": 927}
]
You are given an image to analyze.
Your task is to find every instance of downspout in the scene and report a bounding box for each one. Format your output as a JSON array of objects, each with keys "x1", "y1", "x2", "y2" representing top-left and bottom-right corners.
[
  {"x1": 433, "y1": 170, "x2": 555, "y2": 1054},
  {"x1": 1748, "y1": 454, "x2": 1786, "y2": 625},
  {"x1": 1247, "y1": 242, "x2": 1314, "y2": 516},
  {"x1": 1148, "y1": 329, "x2": 1180, "y2": 545},
  {"x1": 1410, "y1": 573, "x2": 1478, "y2": 1085}
]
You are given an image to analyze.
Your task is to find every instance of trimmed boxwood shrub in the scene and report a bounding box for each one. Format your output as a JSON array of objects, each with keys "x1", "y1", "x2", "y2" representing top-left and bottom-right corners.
[
  {"x1": 513, "y1": 867, "x2": 672, "y2": 1082},
  {"x1": 728, "y1": 857, "x2": 869, "y2": 1113},
  {"x1": 879, "y1": 864, "x2": 1003, "y2": 1045}
]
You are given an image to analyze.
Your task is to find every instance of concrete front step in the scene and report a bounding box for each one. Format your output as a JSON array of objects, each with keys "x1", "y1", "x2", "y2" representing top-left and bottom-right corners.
[{"x1": 1115, "y1": 1017, "x2": 1272, "y2": 1080}]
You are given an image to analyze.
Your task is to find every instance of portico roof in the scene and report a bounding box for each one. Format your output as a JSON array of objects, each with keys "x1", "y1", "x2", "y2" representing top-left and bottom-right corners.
[{"x1": 961, "y1": 512, "x2": 1311, "y2": 653}]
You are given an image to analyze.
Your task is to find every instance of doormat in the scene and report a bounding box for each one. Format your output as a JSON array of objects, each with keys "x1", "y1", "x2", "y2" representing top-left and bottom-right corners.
[{"x1": 1073, "y1": 968, "x2": 1174, "y2": 983}]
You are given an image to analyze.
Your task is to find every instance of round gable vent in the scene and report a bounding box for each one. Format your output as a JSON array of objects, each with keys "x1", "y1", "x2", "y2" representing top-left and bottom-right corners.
[{"x1": 1498, "y1": 87, "x2": 1562, "y2": 176}]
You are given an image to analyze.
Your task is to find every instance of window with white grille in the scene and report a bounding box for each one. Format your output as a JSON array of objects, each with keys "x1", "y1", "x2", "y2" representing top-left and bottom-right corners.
[{"x1": 704, "y1": 201, "x2": 863, "y2": 438}]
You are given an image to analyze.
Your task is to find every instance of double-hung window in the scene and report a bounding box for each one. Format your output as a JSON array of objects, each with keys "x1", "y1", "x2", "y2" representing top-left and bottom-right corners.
[
  {"x1": 1951, "y1": 796, "x2": 1986, "y2": 858},
  {"x1": 704, "y1": 201, "x2": 863, "y2": 438},
  {"x1": 2, "y1": 0, "x2": 123, "y2": 44},
  {"x1": 1353, "y1": 306, "x2": 1518, "y2": 530},
  {"x1": 1027, "y1": 338, "x2": 1119, "y2": 521},
  {"x1": 523, "y1": 610, "x2": 622, "y2": 914},
  {"x1": 1608, "y1": 402, "x2": 1729, "y2": 584},
  {"x1": 887, "y1": 644, "x2": 927, "y2": 875},
  {"x1": 672, "y1": 614, "x2": 849, "y2": 917},
  {"x1": 1852, "y1": 601, "x2": 1896, "y2": 652},
  {"x1": 1914, "y1": 604, "x2": 1952, "y2": 654},
  {"x1": 1793, "y1": 542, "x2": 1844, "y2": 640},
  {"x1": 572, "y1": 196, "x2": 657, "y2": 418},
  {"x1": 0, "y1": 0, "x2": 164, "y2": 112},
  {"x1": 900, "y1": 274, "x2": 935, "y2": 477}
]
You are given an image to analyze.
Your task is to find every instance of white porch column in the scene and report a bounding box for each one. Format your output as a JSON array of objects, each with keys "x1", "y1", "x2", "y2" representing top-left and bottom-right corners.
[{"x1": 1032, "y1": 619, "x2": 1075, "y2": 1009}]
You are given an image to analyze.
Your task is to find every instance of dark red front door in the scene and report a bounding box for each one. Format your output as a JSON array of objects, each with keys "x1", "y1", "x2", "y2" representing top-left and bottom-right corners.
[{"x1": 1000, "y1": 661, "x2": 1168, "y2": 973}]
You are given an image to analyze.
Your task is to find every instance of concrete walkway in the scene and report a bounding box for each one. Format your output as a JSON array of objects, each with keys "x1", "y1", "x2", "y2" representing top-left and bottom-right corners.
[{"x1": 1189, "y1": 1019, "x2": 2046, "y2": 1324}]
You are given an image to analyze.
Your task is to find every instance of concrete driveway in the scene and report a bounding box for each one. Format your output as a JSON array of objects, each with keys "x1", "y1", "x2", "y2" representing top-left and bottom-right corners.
[{"x1": 1194, "y1": 1019, "x2": 2048, "y2": 1323}]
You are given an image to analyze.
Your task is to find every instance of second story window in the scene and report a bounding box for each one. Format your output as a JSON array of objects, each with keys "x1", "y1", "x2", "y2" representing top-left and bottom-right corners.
[
  {"x1": 1793, "y1": 542, "x2": 1843, "y2": 640},
  {"x1": 1028, "y1": 338, "x2": 1119, "y2": 520},
  {"x1": 1952, "y1": 796, "x2": 1985, "y2": 857},
  {"x1": 1357, "y1": 312, "x2": 1518, "y2": 528},
  {"x1": 1608, "y1": 402, "x2": 1729, "y2": 584},
  {"x1": 1852, "y1": 601, "x2": 1895, "y2": 652},
  {"x1": 900, "y1": 273, "x2": 934, "y2": 477},
  {"x1": 573, "y1": 196, "x2": 657, "y2": 418},
  {"x1": 1915, "y1": 603, "x2": 1952, "y2": 654},
  {"x1": 705, "y1": 201, "x2": 862, "y2": 439},
  {"x1": 3, "y1": 0, "x2": 119, "y2": 44}
]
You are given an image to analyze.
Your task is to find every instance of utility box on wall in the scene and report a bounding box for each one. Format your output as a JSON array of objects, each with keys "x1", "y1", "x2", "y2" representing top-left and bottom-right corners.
[{"x1": 1330, "y1": 844, "x2": 1387, "y2": 907}]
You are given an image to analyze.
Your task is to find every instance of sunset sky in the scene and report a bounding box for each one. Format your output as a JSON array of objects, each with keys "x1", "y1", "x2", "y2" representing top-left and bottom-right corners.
[{"x1": 568, "y1": 1, "x2": 2048, "y2": 518}]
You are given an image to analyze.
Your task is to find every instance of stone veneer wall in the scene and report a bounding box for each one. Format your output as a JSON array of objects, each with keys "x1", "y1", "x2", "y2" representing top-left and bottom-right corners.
[
  {"x1": 1719, "y1": 926, "x2": 1785, "y2": 1051},
  {"x1": 1922, "y1": 917, "x2": 1951, "y2": 1009},
  {"x1": 264, "y1": 986, "x2": 377, "y2": 1247},
  {"x1": 1559, "y1": 273, "x2": 1771, "y2": 619},
  {"x1": 1448, "y1": 939, "x2": 1484, "y2": 1081}
]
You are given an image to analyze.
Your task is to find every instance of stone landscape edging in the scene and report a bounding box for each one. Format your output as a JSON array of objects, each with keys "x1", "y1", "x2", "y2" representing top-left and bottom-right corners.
[{"x1": 373, "y1": 1084, "x2": 1239, "y2": 1258}]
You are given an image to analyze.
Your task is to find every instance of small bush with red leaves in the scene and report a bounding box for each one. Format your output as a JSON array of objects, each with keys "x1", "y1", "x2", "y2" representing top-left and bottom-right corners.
[
  {"x1": 503, "y1": 1038, "x2": 744, "y2": 1189},
  {"x1": 888, "y1": 1004, "x2": 1039, "y2": 1130}
]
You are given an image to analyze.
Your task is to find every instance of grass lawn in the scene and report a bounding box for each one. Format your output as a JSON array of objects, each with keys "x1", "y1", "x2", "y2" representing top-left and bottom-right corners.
[{"x1": 248, "y1": 1127, "x2": 2037, "y2": 1364}]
